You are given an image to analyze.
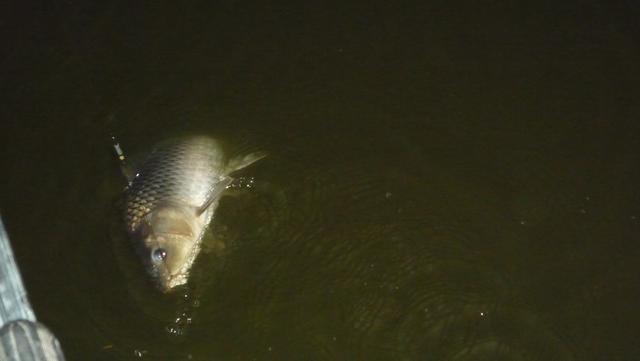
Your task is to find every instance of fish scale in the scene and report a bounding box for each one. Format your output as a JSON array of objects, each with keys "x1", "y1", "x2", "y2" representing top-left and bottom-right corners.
[{"x1": 124, "y1": 137, "x2": 225, "y2": 234}]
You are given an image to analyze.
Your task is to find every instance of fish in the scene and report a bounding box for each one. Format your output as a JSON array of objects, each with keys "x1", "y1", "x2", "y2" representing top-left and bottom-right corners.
[{"x1": 122, "y1": 136, "x2": 265, "y2": 292}]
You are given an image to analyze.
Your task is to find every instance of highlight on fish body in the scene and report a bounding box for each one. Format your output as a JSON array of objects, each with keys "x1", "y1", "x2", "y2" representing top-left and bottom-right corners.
[{"x1": 118, "y1": 136, "x2": 265, "y2": 293}]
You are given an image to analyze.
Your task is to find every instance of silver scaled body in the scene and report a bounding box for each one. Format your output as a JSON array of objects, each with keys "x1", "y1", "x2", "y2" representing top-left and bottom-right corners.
[{"x1": 123, "y1": 136, "x2": 262, "y2": 292}]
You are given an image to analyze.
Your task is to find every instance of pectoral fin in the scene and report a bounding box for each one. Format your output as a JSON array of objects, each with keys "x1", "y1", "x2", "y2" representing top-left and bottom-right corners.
[
  {"x1": 226, "y1": 151, "x2": 267, "y2": 174},
  {"x1": 196, "y1": 176, "x2": 235, "y2": 216}
]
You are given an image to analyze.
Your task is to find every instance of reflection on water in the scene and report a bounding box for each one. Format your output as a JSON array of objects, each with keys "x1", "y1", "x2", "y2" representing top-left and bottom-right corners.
[{"x1": 1, "y1": 1, "x2": 639, "y2": 360}]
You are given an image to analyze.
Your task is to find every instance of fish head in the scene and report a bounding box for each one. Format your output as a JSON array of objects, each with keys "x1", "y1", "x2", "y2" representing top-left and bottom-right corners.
[{"x1": 137, "y1": 206, "x2": 198, "y2": 293}]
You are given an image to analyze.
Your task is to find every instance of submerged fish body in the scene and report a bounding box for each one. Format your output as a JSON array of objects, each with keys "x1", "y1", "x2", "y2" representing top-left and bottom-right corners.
[{"x1": 123, "y1": 136, "x2": 263, "y2": 292}]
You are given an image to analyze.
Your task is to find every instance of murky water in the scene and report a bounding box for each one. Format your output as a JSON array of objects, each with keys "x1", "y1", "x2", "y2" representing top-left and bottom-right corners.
[{"x1": 2, "y1": 1, "x2": 639, "y2": 360}]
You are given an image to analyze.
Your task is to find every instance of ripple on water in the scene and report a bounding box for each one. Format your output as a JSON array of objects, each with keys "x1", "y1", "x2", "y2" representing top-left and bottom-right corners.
[
  {"x1": 184, "y1": 151, "x2": 578, "y2": 360},
  {"x1": 99, "y1": 132, "x2": 579, "y2": 360}
]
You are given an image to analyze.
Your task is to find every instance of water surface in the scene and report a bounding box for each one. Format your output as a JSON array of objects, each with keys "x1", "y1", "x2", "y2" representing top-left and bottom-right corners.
[{"x1": 1, "y1": 1, "x2": 639, "y2": 360}]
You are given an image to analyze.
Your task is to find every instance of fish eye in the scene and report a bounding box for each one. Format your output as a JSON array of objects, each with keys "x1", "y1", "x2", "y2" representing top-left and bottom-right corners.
[{"x1": 152, "y1": 248, "x2": 167, "y2": 263}]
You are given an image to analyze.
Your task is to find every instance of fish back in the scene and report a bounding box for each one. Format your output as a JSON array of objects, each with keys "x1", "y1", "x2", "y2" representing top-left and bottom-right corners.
[{"x1": 125, "y1": 137, "x2": 224, "y2": 233}]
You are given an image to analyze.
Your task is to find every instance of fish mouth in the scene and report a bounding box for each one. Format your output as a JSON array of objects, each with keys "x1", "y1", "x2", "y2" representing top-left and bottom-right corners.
[{"x1": 156, "y1": 271, "x2": 189, "y2": 293}]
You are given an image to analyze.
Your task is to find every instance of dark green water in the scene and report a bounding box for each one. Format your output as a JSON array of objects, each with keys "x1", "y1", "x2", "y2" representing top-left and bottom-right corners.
[{"x1": 2, "y1": 1, "x2": 640, "y2": 360}]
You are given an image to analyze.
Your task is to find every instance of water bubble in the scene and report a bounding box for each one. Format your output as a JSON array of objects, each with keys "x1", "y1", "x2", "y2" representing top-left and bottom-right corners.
[
  {"x1": 166, "y1": 324, "x2": 185, "y2": 336},
  {"x1": 133, "y1": 349, "x2": 147, "y2": 358}
]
